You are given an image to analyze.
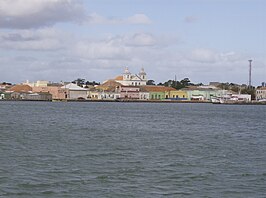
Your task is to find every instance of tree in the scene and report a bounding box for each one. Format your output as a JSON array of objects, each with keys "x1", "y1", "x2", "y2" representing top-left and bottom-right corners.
[
  {"x1": 85, "y1": 81, "x2": 100, "y2": 86},
  {"x1": 157, "y1": 78, "x2": 194, "y2": 90},
  {"x1": 180, "y1": 78, "x2": 190, "y2": 86},
  {"x1": 72, "y1": 78, "x2": 85, "y2": 87},
  {"x1": 147, "y1": 80, "x2": 155, "y2": 85},
  {"x1": 241, "y1": 87, "x2": 256, "y2": 100}
]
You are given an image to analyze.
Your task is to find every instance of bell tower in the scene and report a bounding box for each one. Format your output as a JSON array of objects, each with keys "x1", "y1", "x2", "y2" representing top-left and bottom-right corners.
[
  {"x1": 123, "y1": 67, "x2": 131, "y2": 81},
  {"x1": 139, "y1": 67, "x2": 147, "y2": 81}
]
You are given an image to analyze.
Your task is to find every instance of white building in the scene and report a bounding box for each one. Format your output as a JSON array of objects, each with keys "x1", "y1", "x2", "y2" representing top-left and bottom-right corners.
[
  {"x1": 23, "y1": 80, "x2": 49, "y2": 87},
  {"x1": 256, "y1": 87, "x2": 266, "y2": 101},
  {"x1": 61, "y1": 83, "x2": 88, "y2": 99},
  {"x1": 114, "y1": 67, "x2": 147, "y2": 86}
]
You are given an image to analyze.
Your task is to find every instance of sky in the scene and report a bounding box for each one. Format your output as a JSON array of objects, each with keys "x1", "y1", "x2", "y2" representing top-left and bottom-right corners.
[{"x1": 0, "y1": 0, "x2": 265, "y2": 86}]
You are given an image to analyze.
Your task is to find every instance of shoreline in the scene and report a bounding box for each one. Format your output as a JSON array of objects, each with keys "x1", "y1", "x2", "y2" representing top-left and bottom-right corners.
[{"x1": 1, "y1": 99, "x2": 266, "y2": 105}]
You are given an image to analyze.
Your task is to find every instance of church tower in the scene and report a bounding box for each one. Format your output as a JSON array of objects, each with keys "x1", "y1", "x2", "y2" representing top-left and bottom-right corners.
[
  {"x1": 139, "y1": 67, "x2": 147, "y2": 81},
  {"x1": 123, "y1": 67, "x2": 131, "y2": 81}
]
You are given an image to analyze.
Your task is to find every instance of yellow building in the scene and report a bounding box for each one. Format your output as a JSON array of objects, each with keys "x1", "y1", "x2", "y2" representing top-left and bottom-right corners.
[
  {"x1": 88, "y1": 91, "x2": 99, "y2": 100},
  {"x1": 165, "y1": 90, "x2": 188, "y2": 100}
]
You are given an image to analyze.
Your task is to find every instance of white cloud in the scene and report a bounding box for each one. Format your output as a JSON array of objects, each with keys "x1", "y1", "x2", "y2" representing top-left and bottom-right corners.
[
  {"x1": 0, "y1": 29, "x2": 263, "y2": 85},
  {"x1": 0, "y1": 28, "x2": 69, "y2": 50},
  {"x1": 188, "y1": 48, "x2": 219, "y2": 63},
  {"x1": 0, "y1": 0, "x2": 85, "y2": 29},
  {"x1": 86, "y1": 13, "x2": 151, "y2": 25},
  {"x1": 126, "y1": 14, "x2": 152, "y2": 24},
  {"x1": 125, "y1": 33, "x2": 156, "y2": 46},
  {"x1": 0, "y1": 1, "x2": 151, "y2": 29},
  {"x1": 73, "y1": 33, "x2": 158, "y2": 60}
]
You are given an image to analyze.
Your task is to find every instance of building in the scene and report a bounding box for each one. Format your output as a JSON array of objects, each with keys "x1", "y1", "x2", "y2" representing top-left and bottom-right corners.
[
  {"x1": 88, "y1": 91, "x2": 100, "y2": 100},
  {"x1": 230, "y1": 94, "x2": 251, "y2": 102},
  {"x1": 256, "y1": 87, "x2": 266, "y2": 101},
  {"x1": 118, "y1": 86, "x2": 140, "y2": 99},
  {"x1": 32, "y1": 86, "x2": 67, "y2": 100},
  {"x1": 139, "y1": 91, "x2": 149, "y2": 100},
  {"x1": 182, "y1": 87, "x2": 226, "y2": 101},
  {"x1": 168, "y1": 90, "x2": 188, "y2": 100},
  {"x1": 23, "y1": 92, "x2": 52, "y2": 101},
  {"x1": 23, "y1": 80, "x2": 49, "y2": 87},
  {"x1": 93, "y1": 80, "x2": 121, "y2": 100},
  {"x1": 141, "y1": 86, "x2": 176, "y2": 100},
  {"x1": 7, "y1": 84, "x2": 33, "y2": 93},
  {"x1": 114, "y1": 67, "x2": 147, "y2": 86},
  {"x1": 62, "y1": 83, "x2": 88, "y2": 100}
]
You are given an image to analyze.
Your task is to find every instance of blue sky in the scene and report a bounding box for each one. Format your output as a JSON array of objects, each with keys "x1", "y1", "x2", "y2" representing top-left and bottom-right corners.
[{"x1": 0, "y1": 0, "x2": 265, "y2": 85}]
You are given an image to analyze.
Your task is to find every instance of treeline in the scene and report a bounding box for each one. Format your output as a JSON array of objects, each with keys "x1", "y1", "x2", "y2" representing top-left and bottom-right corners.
[
  {"x1": 0, "y1": 82, "x2": 12, "y2": 85},
  {"x1": 147, "y1": 78, "x2": 202, "y2": 90},
  {"x1": 72, "y1": 78, "x2": 100, "y2": 87}
]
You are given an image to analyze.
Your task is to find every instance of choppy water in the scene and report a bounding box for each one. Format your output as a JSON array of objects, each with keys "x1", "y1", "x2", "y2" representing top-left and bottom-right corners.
[{"x1": 0, "y1": 101, "x2": 265, "y2": 197}]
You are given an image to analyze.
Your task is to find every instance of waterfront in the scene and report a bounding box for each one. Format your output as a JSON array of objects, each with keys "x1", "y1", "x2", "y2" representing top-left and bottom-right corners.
[{"x1": 0, "y1": 101, "x2": 265, "y2": 197}]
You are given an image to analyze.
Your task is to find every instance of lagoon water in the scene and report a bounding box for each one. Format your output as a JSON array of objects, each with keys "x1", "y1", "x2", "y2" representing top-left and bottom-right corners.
[{"x1": 0, "y1": 101, "x2": 265, "y2": 197}]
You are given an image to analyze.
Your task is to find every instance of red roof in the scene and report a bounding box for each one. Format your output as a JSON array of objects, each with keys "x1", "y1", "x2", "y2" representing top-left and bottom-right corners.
[{"x1": 7, "y1": 85, "x2": 32, "y2": 93}]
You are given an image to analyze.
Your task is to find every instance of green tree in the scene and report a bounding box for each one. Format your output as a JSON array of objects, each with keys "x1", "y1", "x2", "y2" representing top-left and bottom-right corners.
[
  {"x1": 241, "y1": 87, "x2": 256, "y2": 100},
  {"x1": 147, "y1": 80, "x2": 155, "y2": 85},
  {"x1": 72, "y1": 78, "x2": 85, "y2": 87}
]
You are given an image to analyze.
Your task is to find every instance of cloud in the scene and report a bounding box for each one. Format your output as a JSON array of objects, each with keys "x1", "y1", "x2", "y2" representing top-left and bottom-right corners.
[
  {"x1": 86, "y1": 13, "x2": 151, "y2": 25},
  {"x1": 126, "y1": 14, "x2": 152, "y2": 24},
  {"x1": 0, "y1": 29, "x2": 262, "y2": 85},
  {"x1": 0, "y1": 28, "x2": 69, "y2": 50},
  {"x1": 188, "y1": 49, "x2": 219, "y2": 63},
  {"x1": 73, "y1": 33, "x2": 163, "y2": 61},
  {"x1": 184, "y1": 16, "x2": 198, "y2": 23},
  {"x1": 125, "y1": 33, "x2": 156, "y2": 46},
  {"x1": 0, "y1": 1, "x2": 151, "y2": 29},
  {"x1": 0, "y1": 0, "x2": 85, "y2": 29}
]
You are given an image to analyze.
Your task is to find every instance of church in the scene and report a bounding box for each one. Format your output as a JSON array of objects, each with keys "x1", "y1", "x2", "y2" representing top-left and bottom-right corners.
[{"x1": 114, "y1": 67, "x2": 147, "y2": 86}]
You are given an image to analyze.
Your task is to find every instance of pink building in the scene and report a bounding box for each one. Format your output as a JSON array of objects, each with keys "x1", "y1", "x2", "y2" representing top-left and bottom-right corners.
[
  {"x1": 32, "y1": 86, "x2": 67, "y2": 100},
  {"x1": 118, "y1": 86, "x2": 140, "y2": 99}
]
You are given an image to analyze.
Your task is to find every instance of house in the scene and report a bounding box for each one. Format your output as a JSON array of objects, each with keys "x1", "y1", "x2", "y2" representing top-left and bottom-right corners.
[
  {"x1": 168, "y1": 90, "x2": 188, "y2": 100},
  {"x1": 256, "y1": 87, "x2": 266, "y2": 101},
  {"x1": 32, "y1": 86, "x2": 67, "y2": 100},
  {"x1": 118, "y1": 86, "x2": 140, "y2": 99},
  {"x1": 7, "y1": 84, "x2": 33, "y2": 93},
  {"x1": 0, "y1": 83, "x2": 12, "y2": 91},
  {"x1": 24, "y1": 92, "x2": 52, "y2": 101},
  {"x1": 231, "y1": 94, "x2": 251, "y2": 102},
  {"x1": 182, "y1": 87, "x2": 225, "y2": 101},
  {"x1": 139, "y1": 91, "x2": 149, "y2": 100},
  {"x1": 0, "y1": 92, "x2": 5, "y2": 99},
  {"x1": 114, "y1": 67, "x2": 147, "y2": 86},
  {"x1": 23, "y1": 80, "x2": 49, "y2": 87},
  {"x1": 94, "y1": 80, "x2": 121, "y2": 100},
  {"x1": 141, "y1": 86, "x2": 176, "y2": 100},
  {"x1": 62, "y1": 83, "x2": 88, "y2": 100},
  {"x1": 88, "y1": 91, "x2": 100, "y2": 100}
]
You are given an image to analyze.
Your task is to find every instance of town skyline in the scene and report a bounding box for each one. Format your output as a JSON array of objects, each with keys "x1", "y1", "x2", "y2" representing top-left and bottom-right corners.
[{"x1": 0, "y1": 0, "x2": 265, "y2": 86}]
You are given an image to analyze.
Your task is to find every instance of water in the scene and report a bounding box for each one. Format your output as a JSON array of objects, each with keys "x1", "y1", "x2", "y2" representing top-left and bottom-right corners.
[{"x1": 0, "y1": 101, "x2": 265, "y2": 197}]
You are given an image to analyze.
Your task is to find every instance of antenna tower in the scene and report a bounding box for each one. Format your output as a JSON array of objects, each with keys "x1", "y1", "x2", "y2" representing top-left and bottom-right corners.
[{"x1": 248, "y1": 60, "x2": 252, "y2": 87}]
